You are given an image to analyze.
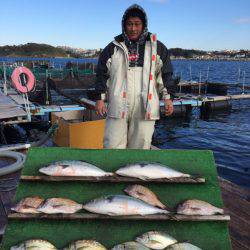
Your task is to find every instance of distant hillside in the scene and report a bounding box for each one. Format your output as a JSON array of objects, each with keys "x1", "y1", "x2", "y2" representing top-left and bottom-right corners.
[
  {"x1": 0, "y1": 43, "x2": 248, "y2": 59},
  {"x1": 0, "y1": 43, "x2": 67, "y2": 57},
  {"x1": 169, "y1": 48, "x2": 207, "y2": 58}
]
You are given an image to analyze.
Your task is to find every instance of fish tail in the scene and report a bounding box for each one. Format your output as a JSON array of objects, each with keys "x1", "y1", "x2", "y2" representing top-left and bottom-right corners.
[
  {"x1": 10, "y1": 206, "x2": 17, "y2": 212},
  {"x1": 162, "y1": 209, "x2": 171, "y2": 214},
  {"x1": 216, "y1": 208, "x2": 224, "y2": 214}
]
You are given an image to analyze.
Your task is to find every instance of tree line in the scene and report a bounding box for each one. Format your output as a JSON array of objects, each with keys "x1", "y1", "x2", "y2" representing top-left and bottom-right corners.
[{"x1": 0, "y1": 43, "x2": 249, "y2": 59}]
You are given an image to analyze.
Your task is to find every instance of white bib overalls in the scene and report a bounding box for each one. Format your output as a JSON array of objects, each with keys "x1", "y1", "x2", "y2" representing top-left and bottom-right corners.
[{"x1": 104, "y1": 67, "x2": 155, "y2": 149}]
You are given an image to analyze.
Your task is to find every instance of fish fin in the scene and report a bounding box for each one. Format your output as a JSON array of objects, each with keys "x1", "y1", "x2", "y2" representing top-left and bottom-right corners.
[
  {"x1": 138, "y1": 176, "x2": 149, "y2": 181},
  {"x1": 156, "y1": 203, "x2": 167, "y2": 210},
  {"x1": 105, "y1": 172, "x2": 114, "y2": 176},
  {"x1": 162, "y1": 209, "x2": 171, "y2": 214},
  {"x1": 38, "y1": 169, "x2": 50, "y2": 176},
  {"x1": 191, "y1": 207, "x2": 201, "y2": 211},
  {"x1": 149, "y1": 240, "x2": 162, "y2": 245},
  {"x1": 123, "y1": 186, "x2": 131, "y2": 193},
  {"x1": 135, "y1": 191, "x2": 145, "y2": 196},
  {"x1": 21, "y1": 204, "x2": 37, "y2": 209},
  {"x1": 107, "y1": 212, "x2": 117, "y2": 216},
  {"x1": 61, "y1": 164, "x2": 70, "y2": 169},
  {"x1": 52, "y1": 205, "x2": 63, "y2": 208}
]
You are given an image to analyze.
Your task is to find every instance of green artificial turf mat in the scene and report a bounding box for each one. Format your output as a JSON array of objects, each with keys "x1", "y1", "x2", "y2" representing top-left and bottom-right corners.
[{"x1": 1, "y1": 147, "x2": 231, "y2": 249}]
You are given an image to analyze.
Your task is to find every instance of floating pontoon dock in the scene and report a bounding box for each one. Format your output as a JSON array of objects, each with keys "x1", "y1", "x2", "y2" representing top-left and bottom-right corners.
[{"x1": 0, "y1": 89, "x2": 85, "y2": 124}]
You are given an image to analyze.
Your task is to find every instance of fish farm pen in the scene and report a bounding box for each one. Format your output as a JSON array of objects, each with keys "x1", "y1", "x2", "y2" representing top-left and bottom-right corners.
[{"x1": 0, "y1": 60, "x2": 249, "y2": 249}]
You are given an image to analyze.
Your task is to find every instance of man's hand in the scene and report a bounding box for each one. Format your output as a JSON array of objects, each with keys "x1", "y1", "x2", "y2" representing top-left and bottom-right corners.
[
  {"x1": 164, "y1": 99, "x2": 174, "y2": 116},
  {"x1": 95, "y1": 100, "x2": 107, "y2": 116}
]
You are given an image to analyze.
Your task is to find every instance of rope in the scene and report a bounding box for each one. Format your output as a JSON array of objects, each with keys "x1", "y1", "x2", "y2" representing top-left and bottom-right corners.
[{"x1": 22, "y1": 93, "x2": 31, "y2": 121}]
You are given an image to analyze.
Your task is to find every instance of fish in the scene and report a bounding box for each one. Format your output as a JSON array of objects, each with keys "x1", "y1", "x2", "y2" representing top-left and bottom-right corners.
[
  {"x1": 116, "y1": 162, "x2": 190, "y2": 180},
  {"x1": 124, "y1": 185, "x2": 167, "y2": 209},
  {"x1": 111, "y1": 241, "x2": 151, "y2": 250},
  {"x1": 165, "y1": 242, "x2": 202, "y2": 250},
  {"x1": 135, "y1": 231, "x2": 177, "y2": 249},
  {"x1": 83, "y1": 195, "x2": 169, "y2": 216},
  {"x1": 37, "y1": 198, "x2": 83, "y2": 214},
  {"x1": 177, "y1": 199, "x2": 224, "y2": 215},
  {"x1": 11, "y1": 196, "x2": 44, "y2": 214},
  {"x1": 63, "y1": 240, "x2": 107, "y2": 250},
  {"x1": 39, "y1": 160, "x2": 113, "y2": 177},
  {"x1": 10, "y1": 239, "x2": 57, "y2": 250}
]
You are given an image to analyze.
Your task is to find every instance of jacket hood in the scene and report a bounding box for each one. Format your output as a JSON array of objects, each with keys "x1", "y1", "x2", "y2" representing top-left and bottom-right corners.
[
  {"x1": 121, "y1": 4, "x2": 149, "y2": 44},
  {"x1": 122, "y1": 4, "x2": 148, "y2": 32}
]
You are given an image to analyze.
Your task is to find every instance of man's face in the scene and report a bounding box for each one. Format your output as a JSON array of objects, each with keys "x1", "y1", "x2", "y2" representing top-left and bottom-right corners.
[{"x1": 125, "y1": 16, "x2": 143, "y2": 41}]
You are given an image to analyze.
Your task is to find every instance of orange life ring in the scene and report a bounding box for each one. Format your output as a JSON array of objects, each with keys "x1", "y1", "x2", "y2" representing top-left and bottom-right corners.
[{"x1": 11, "y1": 66, "x2": 35, "y2": 93}]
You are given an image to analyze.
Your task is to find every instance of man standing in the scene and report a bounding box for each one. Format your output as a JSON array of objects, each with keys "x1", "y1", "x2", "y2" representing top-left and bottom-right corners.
[{"x1": 94, "y1": 4, "x2": 176, "y2": 149}]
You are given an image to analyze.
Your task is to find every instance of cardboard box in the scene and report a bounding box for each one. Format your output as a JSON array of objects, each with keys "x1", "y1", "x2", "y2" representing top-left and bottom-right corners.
[{"x1": 51, "y1": 110, "x2": 105, "y2": 149}]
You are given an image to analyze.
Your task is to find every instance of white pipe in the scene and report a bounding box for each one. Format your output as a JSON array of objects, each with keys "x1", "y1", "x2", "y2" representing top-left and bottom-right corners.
[
  {"x1": 3, "y1": 63, "x2": 8, "y2": 95},
  {"x1": 0, "y1": 143, "x2": 31, "y2": 152},
  {"x1": 242, "y1": 71, "x2": 245, "y2": 94}
]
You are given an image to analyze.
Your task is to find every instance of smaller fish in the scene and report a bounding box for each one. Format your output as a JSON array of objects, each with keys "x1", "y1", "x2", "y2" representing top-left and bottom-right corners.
[
  {"x1": 165, "y1": 242, "x2": 202, "y2": 250},
  {"x1": 135, "y1": 231, "x2": 177, "y2": 249},
  {"x1": 124, "y1": 185, "x2": 167, "y2": 209},
  {"x1": 111, "y1": 241, "x2": 150, "y2": 250},
  {"x1": 39, "y1": 160, "x2": 113, "y2": 177},
  {"x1": 10, "y1": 239, "x2": 57, "y2": 250},
  {"x1": 116, "y1": 162, "x2": 190, "y2": 180},
  {"x1": 37, "y1": 198, "x2": 83, "y2": 214},
  {"x1": 64, "y1": 240, "x2": 107, "y2": 250},
  {"x1": 11, "y1": 196, "x2": 44, "y2": 214},
  {"x1": 177, "y1": 199, "x2": 224, "y2": 216}
]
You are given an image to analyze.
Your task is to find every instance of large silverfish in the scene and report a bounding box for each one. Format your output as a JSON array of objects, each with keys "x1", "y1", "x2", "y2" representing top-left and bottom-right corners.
[
  {"x1": 116, "y1": 162, "x2": 190, "y2": 180},
  {"x1": 83, "y1": 195, "x2": 169, "y2": 216},
  {"x1": 39, "y1": 160, "x2": 113, "y2": 177}
]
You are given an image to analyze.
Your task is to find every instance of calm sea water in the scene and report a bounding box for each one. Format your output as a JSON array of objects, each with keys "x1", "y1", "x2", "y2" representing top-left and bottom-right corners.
[
  {"x1": 1, "y1": 57, "x2": 250, "y2": 188},
  {"x1": 155, "y1": 60, "x2": 250, "y2": 188}
]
